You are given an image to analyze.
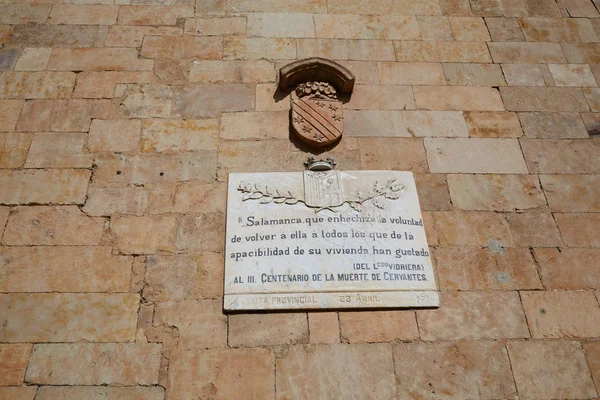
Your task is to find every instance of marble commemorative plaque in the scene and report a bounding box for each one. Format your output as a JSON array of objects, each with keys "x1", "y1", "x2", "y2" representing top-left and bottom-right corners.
[{"x1": 224, "y1": 170, "x2": 439, "y2": 311}]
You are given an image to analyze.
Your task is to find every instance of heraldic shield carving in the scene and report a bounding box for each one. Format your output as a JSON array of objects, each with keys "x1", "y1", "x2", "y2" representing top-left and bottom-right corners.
[{"x1": 278, "y1": 58, "x2": 355, "y2": 148}]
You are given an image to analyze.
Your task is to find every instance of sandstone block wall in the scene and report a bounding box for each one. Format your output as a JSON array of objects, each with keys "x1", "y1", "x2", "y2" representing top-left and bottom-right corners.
[{"x1": 0, "y1": 0, "x2": 599, "y2": 398}]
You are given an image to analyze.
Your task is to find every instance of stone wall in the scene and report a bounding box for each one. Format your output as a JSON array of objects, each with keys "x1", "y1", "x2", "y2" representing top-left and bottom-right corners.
[{"x1": 1, "y1": 0, "x2": 600, "y2": 398}]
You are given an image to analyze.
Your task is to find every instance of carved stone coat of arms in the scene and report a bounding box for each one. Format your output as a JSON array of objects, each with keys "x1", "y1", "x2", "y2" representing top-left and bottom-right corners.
[{"x1": 278, "y1": 58, "x2": 355, "y2": 148}]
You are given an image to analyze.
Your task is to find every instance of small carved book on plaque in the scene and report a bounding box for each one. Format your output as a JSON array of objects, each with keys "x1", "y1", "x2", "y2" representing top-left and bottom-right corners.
[{"x1": 223, "y1": 159, "x2": 440, "y2": 311}]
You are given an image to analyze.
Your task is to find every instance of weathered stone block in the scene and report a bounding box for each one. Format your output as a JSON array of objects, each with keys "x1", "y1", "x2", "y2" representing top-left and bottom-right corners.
[
  {"x1": 112, "y1": 215, "x2": 176, "y2": 254},
  {"x1": 0, "y1": 344, "x2": 31, "y2": 386},
  {"x1": 417, "y1": 291, "x2": 529, "y2": 340},
  {"x1": 0, "y1": 170, "x2": 90, "y2": 206},
  {"x1": 172, "y1": 85, "x2": 254, "y2": 118},
  {"x1": 536, "y1": 248, "x2": 600, "y2": 289},
  {"x1": 168, "y1": 348, "x2": 274, "y2": 400},
  {"x1": 26, "y1": 343, "x2": 160, "y2": 385},
  {"x1": 433, "y1": 211, "x2": 513, "y2": 246},
  {"x1": 464, "y1": 111, "x2": 523, "y2": 137},
  {"x1": 508, "y1": 341, "x2": 597, "y2": 399},
  {"x1": 0, "y1": 247, "x2": 132, "y2": 293},
  {"x1": 229, "y1": 313, "x2": 308, "y2": 347},
  {"x1": 339, "y1": 311, "x2": 418, "y2": 343},
  {"x1": 25, "y1": 133, "x2": 92, "y2": 168},
  {"x1": 0, "y1": 294, "x2": 139, "y2": 342},
  {"x1": 276, "y1": 344, "x2": 396, "y2": 400},
  {"x1": 425, "y1": 138, "x2": 527, "y2": 173}
]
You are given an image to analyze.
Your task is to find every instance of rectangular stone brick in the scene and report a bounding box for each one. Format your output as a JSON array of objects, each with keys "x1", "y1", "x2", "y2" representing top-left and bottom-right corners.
[
  {"x1": 339, "y1": 311, "x2": 418, "y2": 343},
  {"x1": 0, "y1": 246, "x2": 131, "y2": 293},
  {"x1": 118, "y1": 5, "x2": 193, "y2": 25},
  {"x1": 0, "y1": 387, "x2": 37, "y2": 400},
  {"x1": 521, "y1": 139, "x2": 600, "y2": 173},
  {"x1": 112, "y1": 215, "x2": 176, "y2": 254},
  {"x1": 229, "y1": 313, "x2": 308, "y2": 347},
  {"x1": 74, "y1": 71, "x2": 158, "y2": 98},
  {"x1": 433, "y1": 210, "x2": 513, "y2": 246},
  {"x1": 0, "y1": 4, "x2": 50, "y2": 24},
  {"x1": 418, "y1": 16, "x2": 454, "y2": 41},
  {"x1": 583, "y1": 342, "x2": 600, "y2": 393},
  {"x1": 359, "y1": 137, "x2": 428, "y2": 172},
  {"x1": 509, "y1": 341, "x2": 596, "y2": 400},
  {"x1": 536, "y1": 248, "x2": 600, "y2": 289},
  {"x1": 308, "y1": 313, "x2": 340, "y2": 344},
  {"x1": 0, "y1": 294, "x2": 138, "y2": 342},
  {"x1": 425, "y1": 138, "x2": 527, "y2": 173},
  {"x1": 93, "y1": 152, "x2": 216, "y2": 185},
  {"x1": 434, "y1": 247, "x2": 542, "y2": 290},
  {"x1": 561, "y1": 42, "x2": 600, "y2": 63},
  {"x1": 48, "y1": 48, "x2": 153, "y2": 71},
  {"x1": 523, "y1": 0, "x2": 562, "y2": 15},
  {"x1": 141, "y1": 119, "x2": 218, "y2": 153},
  {"x1": 507, "y1": 212, "x2": 562, "y2": 247},
  {"x1": 154, "y1": 299, "x2": 226, "y2": 348},
  {"x1": 521, "y1": 17, "x2": 597, "y2": 42},
  {"x1": 443, "y1": 63, "x2": 505, "y2": 86},
  {"x1": 345, "y1": 86, "x2": 415, "y2": 110},
  {"x1": 189, "y1": 60, "x2": 274, "y2": 83},
  {"x1": 314, "y1": 15, "x2": 419, "y2": 40},
  {"x1": 415, "y1": 174, "x2": 452, "y2": 211},
  {"x1": 17, "y1": 99, "x2": 110, "y2": 132},
  {"x1": 172, "y1": 85, "x2": 254, "y2": 118},
  {"x1": 35, "y1": 387, "x2": 164, "y2": 400},
  {"x1": 486, "y1": 17, "x2": 525, "y2": 41},
  {"x1": 25, "y1": 133, "x2": 92, "y2": 168},
  {"x1": 489, "y1": 42, "x2": 566, "y2": 63},
  {"x1": 224, "y1": 37, "x2": 296, "y2": 60},
  {"x1": 394, "y1": 342, "x2": 516, "y2": 399},
  {"x1": 520, "y1": 112, "x2": 588, "y2": 139},
  {"x1": 9, "y1": 24, "x2": 107, "y2": 48},
  {"x1": 15, "y1": 48, "x2": 52, "y2": 71},
  {"x1": 118, "y1": 84, "x2": 173, "y2": 119},
  {"x1": 393, "y1": 41, "x2": 439, "y2": 62},
  {"x1": 107, "y1": 26, "x2": 182, "y2": 48},
  {"x1": 141, "y1": 36, "x2": 221, "y2": 59},
  {"x1": 88, "y1": 119, "x2": 141, "y2": 153},
  {"x1": 584, "y1": 87, "x2": 600, "y2": 111},
  {"x1": 439, "y1": 0, "x2": 474, "y2": 15},
  {"x1": 169, "y1": 348, "x2": 274, "y2": 400},
  {"x1": 184, "y1": 17, "x2": 246, "y2": 36},
  {"x1": 448, "y1": 174, "x2": 545, "y2": 211},
  {"x1": 440, "y1": 41, "x2": 491, "y2": 62},
  {"x1": 27, "y1": 344, "x2": 160, "y2": 385},
  {"x1": 247, "y1": 12, "x2": 314, "y2": 38},
  {"x1": 464, "y1": 111, "x2": 523, "y2": 137},
  {"x1": 501, "y1": 87, "x2": 589, "y2": 112},
  {"x1": 84, "y1": 187, "x2": 148, "y2": 217},
  {"x1": 0, "y1": 133, "x2": 31, "y2": 169},
  {"x1": 0, "y1": 344, "x2": 31, "y2": 386},
  {"x1": 0, "y1": 170, "x2": 90, "y2": 206},
  {"x1": 0, "y1": 100, "x2": 23, "y2": 132},
  {"x1": 277, "y1": 344, "x2": 396, "y2": 400},
  {"x1": 555, "y1": 213, "x2": 600, "y2": 247},
  {"x1": 328, "y1": 0, "x2": 441, "y2": 14},
  {"x1": 549, "y1": 64, "x2": 597, "y2": 87},
  {"x1": 220, "y1": 111, "x2": 289, "y2": 140},
  {"x1": 522, "y1": 290, "x2": 600, "y2": 338},
  {"x1": 49, "y1": 5, "x2": 118, "y2": 25},
  {"x1": 173, "y1": 181, "x2": 226, "y2": 214},
  {"x1": 414, "y1": 87, "x2": 504, "y2": 111},
  {"x1": 0, "y1": 49, "x2": 19, "y2": 71},
  {"x1": 144, "y1": 253, "x2": 223, "y2": 301},
  {"x1": 3, "y1": 206, "x2": 103, "y2": 246},
  {"x1": 348, "y1": 110, "x2": 468, "y2": 137},
  {"x1": 417, "y1": 291, "x2": 529, "y2": 340},
  {"x1": 175, "y1": 213, "x2": 225, "y2": 252},
  {"x1": 0, "y1": 71, "x2": 75, "y2": 99},
  {"x1": 502, "y1": 64, "x2": 546, "y2": 86},
  {"x1": 297, "y1": 39, "x2": 395, "y2": 61},
  {"x1": 378, "y1": 62, "x2": 445, "y2": 85},
  {"x1": 449, "y1": 17, "x2": 490, "y2": 41},
  {"x1": 229, "y1": 0, "x2": 326, "y2": 12},
  {"x1": 541, "y1": 174, "x2": 600, "y2": 212}
]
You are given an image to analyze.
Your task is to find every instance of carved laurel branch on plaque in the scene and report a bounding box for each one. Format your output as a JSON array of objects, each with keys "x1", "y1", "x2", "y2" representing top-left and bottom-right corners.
[{"x1": 237, "y1": 180, "x2": 404, "y2": 213}]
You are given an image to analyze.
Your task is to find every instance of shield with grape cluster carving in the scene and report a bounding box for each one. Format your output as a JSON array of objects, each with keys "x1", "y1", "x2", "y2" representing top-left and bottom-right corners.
[{"x1": 291, "y1": 81, "x2": 343, "y2": 147}]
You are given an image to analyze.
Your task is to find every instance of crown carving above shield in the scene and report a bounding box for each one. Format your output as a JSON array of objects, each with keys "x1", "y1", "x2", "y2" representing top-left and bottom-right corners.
[{"x1": 278, "y1": 58, "x2": 355, "y2": 148}]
